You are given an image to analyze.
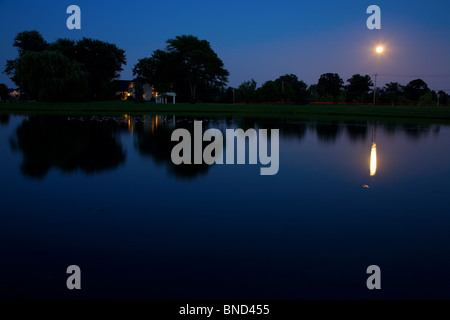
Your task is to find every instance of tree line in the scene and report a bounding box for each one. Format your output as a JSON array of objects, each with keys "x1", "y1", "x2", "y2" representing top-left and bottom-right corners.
[
  {"x1": 233, "y1": 73, "x2": 449, "y2": 105},
  {"x1": 2, "y1": 31, "x2": 229, "y2": 103},
  {"x1": 2, "y1": 30, "x2": 449, "y2": 105}
]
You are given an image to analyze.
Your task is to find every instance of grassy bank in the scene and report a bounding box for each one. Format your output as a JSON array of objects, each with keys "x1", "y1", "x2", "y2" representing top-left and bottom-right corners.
[{"x1": 1, "y1": 101, "x2": 450, "y2": 123}]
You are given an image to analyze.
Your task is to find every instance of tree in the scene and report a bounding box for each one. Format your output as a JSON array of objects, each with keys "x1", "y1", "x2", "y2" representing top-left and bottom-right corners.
[
  {"x1": 237, "y1": 79, "x2": 257, "y2": 103},
  {"x1": 13, "y1": 30, "x2": 49, "y2": 55},
  {"x1": 166, "y1": 35, "x2": 229, "y2": 103},
  {"x1": 73, "y1": 38, "x2": 126, "y2": 99},
  {"x1": 49, "y1": 38, "x2": 77, "y2": 60},
  {"x1": 419, "y1": 90, "x2": 435, "y2": 105},
  {"x1": 5, "y1": 31, "x2": 127, "y2": 101},
  {"x1": 308, "y1": 84, "x2": 320, "y2": 102},
  {"x1": 4, "y1": 30, "x2": 49, "y2": 84},
  {"x1": 257, "y1": 74, "x2": 309, "y2": 104},
  {"x1": 15, "y1": 51, "x2": 89, "y2": 101},
  {"x1": 207, "y1": 84, "x2": 227, "y2": 103},
  {"x1": 318, "y1": 73, "x2": 344, "y2": 99},
  {"x1": 50, "y1": 37, "x2": 126, "y2": 99},
  {"x1": 224, "y1": 87, "x2": 234, "y2": 104},
  {"x1": 134, "y1": 35, "x2": 229, "y2": 103},
  {"x1": 260, "y1": 80, "x2": 279, "y2": 102},
  {"x1": 133, "y1": 49, "x2": 174, "y2": 94},
  {"x1": 0, "y1": 83, "x2": 9, "y2": 102},
  {"x1": 438, "y1": 91, "x2": 449, "y2": 105},
  {"x1": 405, "y1": 79, "x2": 429, "y2": 102},
  {"x1": 237, "y1": 74, "x2": 309, "y2": 105},
  {"x1": 274, "y1": 74, "x2": 309, "y2": 104},
  {"x1": 346, "y1": 74, "x2": 373, "y2": 103},
  {"x1": 383, "y1": 82, "x2": 404, "y2": 105}
]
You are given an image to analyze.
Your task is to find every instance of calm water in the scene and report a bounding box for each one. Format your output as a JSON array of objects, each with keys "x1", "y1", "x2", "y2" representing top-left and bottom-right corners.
[{"x1": 1, "y1": 113, "x2": 449, "y2": 299}]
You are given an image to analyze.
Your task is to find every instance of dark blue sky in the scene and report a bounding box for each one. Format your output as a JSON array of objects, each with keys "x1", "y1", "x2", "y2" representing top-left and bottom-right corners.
[{"x1": 1, "y1": 0, "x2": 449, "y2": 91}]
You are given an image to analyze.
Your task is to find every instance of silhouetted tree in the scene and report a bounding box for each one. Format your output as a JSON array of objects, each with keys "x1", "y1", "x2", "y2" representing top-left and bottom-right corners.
[
  {"x1": 133, "y1": 49, "x2": 174, "y2": 94},
  {"x1": 438, "y1": 91, "x2": 450, "y2": 105},
  {"x1": 307, "y1": 84, "x2": 320, "y2": 102},
  {"x1": 167, "y1": 35, "x2": 229, "y2": 103},
  {"x1": 405, "y1": 79, "x2": 429, "y2": 103},
  {"x1": 318, "y1": 73, "x2": 344, "y2": 100},
  {"x1": 224, "y1": 87, "x2": 234, "y2": 103},
  {"x1": 206, "y1": 84, "x2": 227, "y2": 103},
  {"x1": 259, "y1": 80, "x2": 279, "y2": 102},
  {"x1": 5, "y1": 31, "x2": 127, "y2": 101},
  {"x1": 15, "y1": 51, "x2": 89, "y2": 101},
  {"x1": 12, "y1": 30, "x2": 49, "y2": 55},
  {"x1": 50, "y1": 37, "x2": 126, "y2": 99},
  {"x1": 73, "y1": 38, "x2": 126, "y2": 100},
  {"x1": 383, "y1": 82, "x2": 404, "y2": 105},
  {"x1": 274, "y1": 74, "x2": 309, "y2": 104},
  {"x1": 134, "y1": 35, "x2": 229, "y2": 103},
  {"x1": 237, "y1": 79, "x2": 257, "y2": 103},
  {"x1": 346, "y1": 74, "x2": 373, "y2": 103},
  {"x1": 49, "y1": 38, "x2": 77, "y2": 60},
  {"x1": 249, "y1": 74, "x2": 309, "y2": 104},
  {"x1": 4, "y1": 31, "x2": 49, "y2": 84}
]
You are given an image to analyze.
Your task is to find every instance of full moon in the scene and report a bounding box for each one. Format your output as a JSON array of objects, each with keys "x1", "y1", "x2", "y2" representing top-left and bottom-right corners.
[{"x1": 376, "y1": 46, "x2": 384, "y2": 53}]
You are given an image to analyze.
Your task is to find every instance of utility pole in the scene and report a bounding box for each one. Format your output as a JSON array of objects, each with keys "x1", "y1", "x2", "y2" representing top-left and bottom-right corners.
[
  {"x1": 437, "y1": 92, "x2": 440, "y2": 107},
  {"x1": 373, "y1": 73, "x2": 378, "y2": 105},
  {"x1": 232, "y1": 88, "x2": 235, "y2": 104},
  {"x1": 282, "y1": 81, "x2": 285, "y2": 104}
]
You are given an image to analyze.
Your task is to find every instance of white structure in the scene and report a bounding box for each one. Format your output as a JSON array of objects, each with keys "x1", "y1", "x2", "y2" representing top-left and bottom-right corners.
[
  {"x1": 142, "y1": 83, "x2": 153, "y2": 101},
  {"x1": 126, "y1": 81, "x2": 176, "y2": 103},
  {"x1": 131, "y1": 82, "x2": 157, "y2": 101},
  {"x1": 156, "y1": 92, "x2": 177, "y2": 104}
]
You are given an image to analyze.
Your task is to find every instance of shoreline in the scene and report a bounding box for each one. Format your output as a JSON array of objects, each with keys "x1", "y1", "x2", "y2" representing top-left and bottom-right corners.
[{"x1": 1, "y1": 101, "x2": 450, "y2": 124}]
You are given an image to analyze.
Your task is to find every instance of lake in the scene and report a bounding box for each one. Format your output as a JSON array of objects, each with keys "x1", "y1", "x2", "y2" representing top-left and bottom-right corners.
[{"x1": 1, "y1": 113, "x2": 449, "y2": 299}]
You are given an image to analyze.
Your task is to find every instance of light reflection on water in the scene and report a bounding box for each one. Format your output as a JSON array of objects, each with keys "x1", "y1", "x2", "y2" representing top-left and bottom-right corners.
[{"x1": 0, "y1": 114, "x2": 449, "y2": 299}]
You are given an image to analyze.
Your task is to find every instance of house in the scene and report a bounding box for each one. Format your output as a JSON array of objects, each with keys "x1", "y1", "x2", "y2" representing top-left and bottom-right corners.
[
  {"x1": 9, "y1": 89, "x2": 21, "y2": 101},
  {"x1": 113, "y1": 80, "x2": 157, "y2": 101},
  {"x1": 113, "y1": 80, "x2": 133, "y2": 100},
  {"x1": 113, "y1": 80, "x2": 176, "y2": 103},
  {"x1": 137, "y1": 83, "x2": 155, "y2": 101}
]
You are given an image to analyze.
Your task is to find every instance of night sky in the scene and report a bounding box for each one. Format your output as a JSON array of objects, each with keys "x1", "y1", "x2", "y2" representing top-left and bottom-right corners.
[{"x1": 1, "y1": 0, "x2": 449, "y2": 91}]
